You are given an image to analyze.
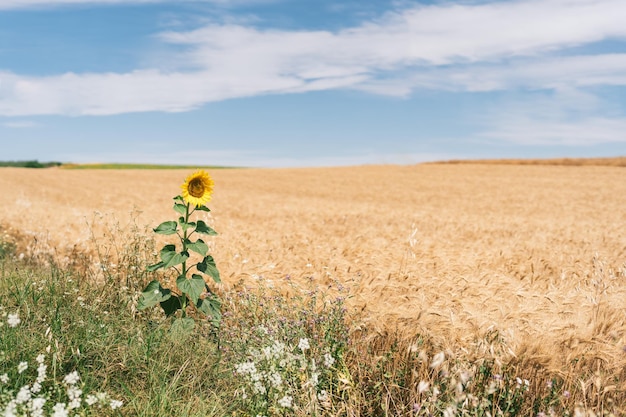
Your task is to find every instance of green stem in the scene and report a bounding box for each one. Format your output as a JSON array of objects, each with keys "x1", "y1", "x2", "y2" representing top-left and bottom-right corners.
[{"x1": 180, "y1": 202, "x2": 190, "y2": 317}]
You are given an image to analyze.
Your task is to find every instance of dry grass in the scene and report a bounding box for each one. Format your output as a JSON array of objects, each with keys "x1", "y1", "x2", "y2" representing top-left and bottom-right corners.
[
  {"x1": 1, "y1": 163, "x2": 626, "y2": 391},
  {"x1": 432, "y1": 156, "x2": 626, "y2": 167}
]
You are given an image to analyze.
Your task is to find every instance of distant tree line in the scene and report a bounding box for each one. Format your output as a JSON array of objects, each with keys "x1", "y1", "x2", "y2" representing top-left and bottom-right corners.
[{"x1": 0, "y1": 160, "x2": 63, "y2": 168}]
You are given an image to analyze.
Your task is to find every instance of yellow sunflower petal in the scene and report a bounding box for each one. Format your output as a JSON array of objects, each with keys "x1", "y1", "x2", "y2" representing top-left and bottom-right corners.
[{"x1": 181, "y1": 170, "x2": 214, "y2": 207}]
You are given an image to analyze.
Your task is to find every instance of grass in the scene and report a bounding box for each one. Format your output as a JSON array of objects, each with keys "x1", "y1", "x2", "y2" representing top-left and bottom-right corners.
[{"x1": 1, "y1": 229, "x2": 624, "y2": 416}]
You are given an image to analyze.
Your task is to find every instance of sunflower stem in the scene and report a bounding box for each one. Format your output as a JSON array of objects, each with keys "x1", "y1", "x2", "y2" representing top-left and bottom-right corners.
[{"x1": 179, "y1": 202, "x2": 191, "y2": 318}]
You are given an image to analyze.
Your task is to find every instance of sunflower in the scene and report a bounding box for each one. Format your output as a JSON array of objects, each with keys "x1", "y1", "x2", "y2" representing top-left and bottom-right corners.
[{"x1": 181, "y1": 170, "x2": 214, "y2": 207}]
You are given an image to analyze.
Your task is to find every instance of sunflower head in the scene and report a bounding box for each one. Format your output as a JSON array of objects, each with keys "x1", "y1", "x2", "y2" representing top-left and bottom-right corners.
[{"x1": 181, "y1": 170, "x2": 214, "y2": 207}]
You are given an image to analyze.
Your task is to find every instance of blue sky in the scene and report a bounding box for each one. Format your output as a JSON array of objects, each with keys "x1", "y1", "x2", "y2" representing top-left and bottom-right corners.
[{"x1": 1, "y1": 0, "x2": 625, "y2": 167}]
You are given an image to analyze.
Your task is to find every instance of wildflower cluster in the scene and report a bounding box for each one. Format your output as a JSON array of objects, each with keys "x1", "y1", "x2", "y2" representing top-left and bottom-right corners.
[
  {"x1": 1, "y1": 303, "x2": 123, "y2": 417},
  {"x1": 234, "y1": 332, "x2": 337, "y2": 415},
  {"x1": 0, "y1": 352, "x2": 122, "y2": 417}
]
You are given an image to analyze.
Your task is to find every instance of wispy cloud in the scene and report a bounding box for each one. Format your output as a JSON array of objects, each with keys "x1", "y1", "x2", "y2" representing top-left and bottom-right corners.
[
  {"x1": 2, "y1": 120, "x2": 39, "y2": 128},
  {"x1": 476, "y1": 88, "x2": 626, "y2": 146},
  {"x1": 1, "y1": 0, "x2": 625, "y2": 125},
  {"x1": 0, "y1": 0, "x2": 158, "y2": 9},
  {"x1": 0, "y1": 0, "x2": 275, "y2": 9},
  {"x1": 58, "y1": 148, "x2": 456, "y2": 167}
]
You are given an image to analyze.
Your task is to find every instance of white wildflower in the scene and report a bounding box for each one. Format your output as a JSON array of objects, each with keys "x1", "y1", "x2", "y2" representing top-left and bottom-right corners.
[
  {"x1": 18, "y1": 361, "x2": 28, "y2": 373},
  {"x1": 268, "y1": 372, "x2": 283, "y2": 389},
  {"x1": 310, "y1": 372, "x2": 319, "y2": 387},
  {"x1": 253, "y1": 381, "x2": 266, "y2": 395},
  {"x1": 63, "y1": 371, "x2": 80, "y2": 385},
  {"x1": 278, "y1": 395, "x2": 293, "y2": 408},
  {"x1": 110, "y1": 400, "x2": 123, "y2": 410},
  {"x1": 0, "y1": 373, "x2": 9, "y2": 383},
  {"x1": 323, "y1": 353, "x2": 335, "y2": 368},
  {"x1": 67, "y1": 386, "x2": 82, "y2": 409},
  {"x1": 317, "y1": 390, "x2": 329, "y2": 402},
  {"x1": 85, "y1": 395, "x2": 98, "y2": 406},
  {"x1": 30, "y1": 397, "x2": 46, "y2": 417},
  {"x1": 36, "y1": 354, "x2": 45, "y2": 364},
  {"x1": 16, "y1": 385, "x2": 32, "y2": 404},
  {"x1": 32, "y1": 381, "x2": 42, "y2": 394},
  {"x1": 298, "y1": 338, "x2": 310, "y2": 351},
  {"x1": 52, "y1": 403, "x2": 69, "y2": 417},
  {"x1": 235, "y1": 361, "x2": 257, "y2": 376},
  {"x1": 4, "y1": 400, "x2": 17, "y2": 417},
  {"x1": 7, "y1": 312, "x2": 21, "y2": 328},
  {"x1": 36, "y1": 363, "x2": 47, "y2": 383}
]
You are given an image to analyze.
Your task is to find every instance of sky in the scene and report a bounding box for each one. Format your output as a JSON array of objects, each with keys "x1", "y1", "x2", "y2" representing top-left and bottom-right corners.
[{"x1": 1, "y1": 0, "x2": 625, "y2": 167}]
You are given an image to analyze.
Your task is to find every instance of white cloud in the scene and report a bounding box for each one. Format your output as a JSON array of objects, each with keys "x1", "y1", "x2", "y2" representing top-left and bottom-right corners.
[
  {"x1": 1, "y1": 0, "x2": 626, "y2": 117},
  {"x1": 0, "y1": 0, "x2": 158, "y2": 8},
  {"x1": 476, "y1": 88, "x2": 626, "y2": 146},
  {"x1": 2, "y1": 120, "x2": 39, "y2": 128},
  {"x1": 482, "y1": 116, "x2": 626, "y2": 146},
  {"x1": 356, "y1": 53, "x2": 626, "y2": 95},
  {"x1": 0, "y1": 0, "x2": 275, "y2": 9},
  {"x1": 59, "y1": 148, "x2": 456, "y2": 167}
]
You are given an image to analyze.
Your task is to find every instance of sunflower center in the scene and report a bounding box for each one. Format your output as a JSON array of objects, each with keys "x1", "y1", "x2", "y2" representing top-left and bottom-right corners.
[{"x1": 188, "y1": 178, "x2": 205, "y2": 198}]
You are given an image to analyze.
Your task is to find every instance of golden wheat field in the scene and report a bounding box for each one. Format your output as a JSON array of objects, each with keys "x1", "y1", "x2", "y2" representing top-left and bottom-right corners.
[{"x1": 2, "y1": 163, "x2": 626, "y2": 381}]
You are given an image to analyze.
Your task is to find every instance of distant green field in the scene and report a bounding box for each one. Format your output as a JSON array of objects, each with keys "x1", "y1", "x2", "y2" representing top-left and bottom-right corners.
[
  {"x1": 0, "y1": 161, "x2": 238, "y2": 169},
  {"x1": 60, "y1": 163, "x2": 240, "y2": 170},
  {"x1": 0, "y1": 160, "x2": 62, "y2": 168}
]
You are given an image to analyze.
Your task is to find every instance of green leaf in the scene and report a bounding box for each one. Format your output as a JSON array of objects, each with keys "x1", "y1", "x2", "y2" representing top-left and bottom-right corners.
[
  {"x1": 197, "y1": 255, "x2": 221, "y2": 283},
  {"x1": 154, "y1": 221, "x2": 178, "y2": 235},
  {"x1": 160, "y1": 245, "x2": 189, "y2": 268},
  {"x1": 176, "y1": 274, "x2": 205, "y2": 305},
  {"x1": 170, "y1": 317, "x2": 195, "y2": 337},
  {"x1": 137, "y1": 281, "x2": 172, "y2": 310},
  {"x1": 159, "y1": 296, "x2": 181, "y2": 317},
  {"x1": 197, "y1": 295, "x2": 222, "y2": 322},
  {"x1": 173, "y1": 195, "x2": 184, "y2": 203},
  {"x1": 195, "y1": 205, "x2": 211, "y2": 212},
  {"x1": 173, "y1": 203, "x2": 187, "y2": 216},
  {"x1": 179, "y1": 217, "x2": 196, "y2": 232},
  {"x1": 195, "y1": 220, "x2": 218, "y2": 236},
  {"x1": 186, "y1": 239, "x2": 208, "y2": 257},
  {"x1": 146, "y1": 261, "x2": 165, "y2": 272}
]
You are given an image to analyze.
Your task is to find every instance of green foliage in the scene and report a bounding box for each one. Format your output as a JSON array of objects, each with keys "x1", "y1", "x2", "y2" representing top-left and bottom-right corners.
[
  {"x1": 138, "y1": 191, "x2": 222, "y2": 326},
  {"x1": 0, "y1": 160, "x2": 62, "y2": 168}
]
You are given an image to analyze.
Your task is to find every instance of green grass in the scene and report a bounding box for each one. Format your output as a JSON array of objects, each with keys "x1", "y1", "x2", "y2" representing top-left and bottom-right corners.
[{"x1": 1, "y1": 232, "x2": 623, "y2": 417}]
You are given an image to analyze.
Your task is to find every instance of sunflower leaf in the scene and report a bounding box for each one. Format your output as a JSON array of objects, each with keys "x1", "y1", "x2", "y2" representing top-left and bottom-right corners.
[
  {"x1": 146, "y1": 261, "x2": 165, "y2": 272},
  {"x1": 197, "y1": 255, "x2": 221, "y2": 283},
  {"x1": 170, "y1": 317, "x2": 195, "y2": 337},
  {"x1": 195, "y1": 205, "x2": 211, "y2": 212},
  {"x1": 197, "y1": 295, "x2": 221, "y2": 321},
  {"x1": 176, "y1": 274, "x2": 205, "y2": 305},
  {"x1": 195, "y1": 220, "x2": 218, "y2": 236},
  {"x1": 186, "y1": 239, "x2": 208, "y2": 257},
  {"x1": 173, "y1": 203, "x2": 187, "y2": 216},
  {"x1": 160, "y1": 245, "x2": 188, "y2": 268},
  {"x1": 159, "y1": 295, "x2": 181, "y2": 317},
  {"x1": 173, "y1": 195, "x2": 184, "y2": 202},
  {"x1": 179, "y1": 217, "x2": 196, "y2": 232},
  {"x1": 138, "y1": 281, "x2": 172, "y2": 310},
  {"x1": 154, "y1": 221, "x2": 178, "y2": 235}
]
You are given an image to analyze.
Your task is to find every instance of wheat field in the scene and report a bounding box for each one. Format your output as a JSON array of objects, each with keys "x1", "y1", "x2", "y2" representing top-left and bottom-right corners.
[{"x1": 1, "y1": 163, "x2": 626, "y2": 384}]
